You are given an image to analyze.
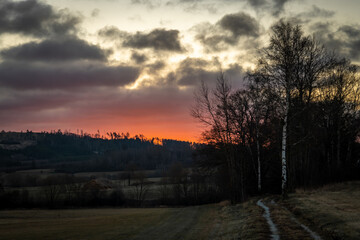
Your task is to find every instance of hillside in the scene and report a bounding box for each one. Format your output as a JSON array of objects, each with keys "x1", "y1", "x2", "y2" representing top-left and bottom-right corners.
[{"x1": 0, "y1": 131, "x2": 195, "y2": 172}]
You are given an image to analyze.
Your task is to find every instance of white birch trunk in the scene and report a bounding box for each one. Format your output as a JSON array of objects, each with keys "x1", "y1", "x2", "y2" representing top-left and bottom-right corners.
[{"x1": 281, "y1": 93, "x2": 289, "y2": 196}]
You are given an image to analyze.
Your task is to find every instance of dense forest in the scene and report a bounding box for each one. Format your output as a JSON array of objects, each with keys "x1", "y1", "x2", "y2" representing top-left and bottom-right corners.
[
  {"x1": 0, "y1": 131, "x2": 199, "y2": 208},
  {"x1": 0, "y1": 130, "x2": 194, "y2": 172}
]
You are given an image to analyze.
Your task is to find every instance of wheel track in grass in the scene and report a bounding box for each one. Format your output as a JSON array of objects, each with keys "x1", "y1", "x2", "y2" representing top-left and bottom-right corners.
[{"x1": 257, "y1": 198, "x2": 322, "y2": 240}]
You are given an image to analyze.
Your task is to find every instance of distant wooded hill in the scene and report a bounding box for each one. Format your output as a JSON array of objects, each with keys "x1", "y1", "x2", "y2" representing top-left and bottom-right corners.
[{"x1": 0, "y1": 131, "x2": 195, "y2": 173}]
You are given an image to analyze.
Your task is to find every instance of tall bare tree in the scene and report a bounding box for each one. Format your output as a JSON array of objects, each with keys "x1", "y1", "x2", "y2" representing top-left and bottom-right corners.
[
  {"x1": 251, "y1": 20, "x2": 334, "y2": 196},
  {"x1": 192, "y1": 73, "x2": 247, "y2": 202}
]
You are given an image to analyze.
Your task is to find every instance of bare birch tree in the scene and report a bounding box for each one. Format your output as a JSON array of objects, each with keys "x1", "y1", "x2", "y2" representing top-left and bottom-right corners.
[{"x1": 252, "y1": 20, "x2": 333, "y2": 196}]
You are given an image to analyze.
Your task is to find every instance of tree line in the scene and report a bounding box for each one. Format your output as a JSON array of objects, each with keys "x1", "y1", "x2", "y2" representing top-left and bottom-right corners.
[
  {"x1": 0, "y1": 162, "x2": 221, "y2": 208},
  {"x1": 192, "y1": 20, "x2": 360, "y2": 203},
  {"x1": 0, "y1": 130, "x2": 194, "y2": 172}
]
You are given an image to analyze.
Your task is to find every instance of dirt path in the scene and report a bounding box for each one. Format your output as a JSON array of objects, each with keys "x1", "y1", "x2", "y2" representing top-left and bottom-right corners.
[{"x1": 258, "y1": 199, "x2": 322, "y2": 240}]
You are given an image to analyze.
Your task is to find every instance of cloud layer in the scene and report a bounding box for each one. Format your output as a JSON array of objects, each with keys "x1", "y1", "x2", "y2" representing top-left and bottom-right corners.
[
  {"x1": 0, "y1": 0, "x2": 81, "y2": 36},
  {"x1": 193, "y1": 12, "x2": 260, "y2": 51},
  {"x1": 1, "y1": 37, "x2": 109, "y2": 61},
  {"x1": 0, "y1": 0, "x2": 356, "y2": 141},
  {"x1": 123, "y1": 29, "x2": 184, "y2": 52},
  {"x1": 0, "y1": 62, "x2": 140, "y2": 90}
]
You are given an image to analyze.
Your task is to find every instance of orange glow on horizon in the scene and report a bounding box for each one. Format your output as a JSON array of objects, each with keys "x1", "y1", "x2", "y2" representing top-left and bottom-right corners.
[{"x1": 8, "y1": 125, "x2": 203, "y2": 143}]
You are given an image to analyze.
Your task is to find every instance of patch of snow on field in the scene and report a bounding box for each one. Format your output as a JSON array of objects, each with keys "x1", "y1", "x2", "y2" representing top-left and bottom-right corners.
[
  {"x1": 270, "y1": 199, "x2": 322, "y2": 240},
  {"x1": 257, "y1": 199, "x2": 280, "y2": 240}
]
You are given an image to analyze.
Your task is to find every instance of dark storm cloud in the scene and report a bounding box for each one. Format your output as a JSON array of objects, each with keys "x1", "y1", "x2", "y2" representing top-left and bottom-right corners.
[
  {"x1": 167, "y1": 58, "x2": 218, "y2": 86},
  {"x1": 98, "y1": 26, "x2": 128, "y2": 39},
  {"x1": 98, "y1": 26, "x2": 184, "y2": 52},
  {"x1": 146, "y1": 61, "x2": 166, "y2": 74},
  {"x1": 131, "y1": 0, "x2": 295, "y2": 17},
  {"x1": 339, "y1": 25, "x2": 360, "y2": 39},
  {"x1": 137, "y1": 0, "x2": 264, "y2": 15},
  {"x1": 311, "y1": 22, "x2": 344, "y2": 53},
  {"x1": 176, "y1": 67, "x2": 217, "y2": 86},
  {"x1": 0, "y1": 0, "x2": 81, "y2": 36},
  {"x1": 1, "y1": 37, "x2": 109, "y2": 62},
  {"x1": 165, "y1": 57, "x2": 245, "y2": 87},
  {"x1": 219, "y1": 12, "x2": 259, "y2": 38},
  {"x1": 1, "y1": 86, "x2": 187, "y2": 116},
  {"x1": 226, "y1": 63, "x2": 245, "y2": 78},
  {"x1": 349, "y1": 40, "x2": 360, "y2": 60},
  {"x1": 212, "y1": 0, "x2": 293, "y2": 16},
  {"x1": 0, "y1": 90, "x2": 76, "y2": 112},
  {"x1": 123, "y1": 29, "x2": 184, "y2": 52},
  {"x1": 246, "y1": 0, "x2": 267, "y2": 8},
  {"x1": 193, "y1": 12, "x2": 260, "y2": 52},
  {"x1": 311, "y1": 22, "x2": 360, "y2": 61},
  {"x1": 131, "y1": 51, "x2": 148, "y2": 64},
  {"x1": 245, "y1": 0, "x2": 296, "y2": 16},
  {"x1": 241, "y1": 0, "x2": 294, "y2": 16},
  {"x1": 0, "y1": 62, "x2": 140, "y2": 90},
  {"x1": 339, "y1": 25, "x2": 360, "y2": 60}
]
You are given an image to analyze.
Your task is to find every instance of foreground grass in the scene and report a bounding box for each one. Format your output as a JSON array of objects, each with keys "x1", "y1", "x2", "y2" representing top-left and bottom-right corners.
[
  {"x1": 0, "y1": 208, "x2": 173, "y2": 240},
  {"x1": 0, "y1": 201, "x2": 270, "y2": 240},
  {"x1": 3, "y1": 181, "x2": 357, "y2": 240},
  {"x1": 285, "y1": 181, "x2": 360, "y2": 240}
]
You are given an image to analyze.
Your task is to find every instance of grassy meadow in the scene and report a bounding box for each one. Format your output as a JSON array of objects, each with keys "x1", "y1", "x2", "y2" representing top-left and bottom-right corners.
[
  {"x1": 1, "y1": 181, "x2": 359, "y2": 240},
  {"x1": 285, "y1": 181, "x2": 360, "y2": 240},
  {"x1": 0, "y1": 204, "x2": 265, "y2": 240}
]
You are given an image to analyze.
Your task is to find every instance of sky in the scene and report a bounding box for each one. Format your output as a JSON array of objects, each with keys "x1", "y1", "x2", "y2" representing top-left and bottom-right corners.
[{"x1": 0, "y1": 0, "x2": 360, "y2": 142}]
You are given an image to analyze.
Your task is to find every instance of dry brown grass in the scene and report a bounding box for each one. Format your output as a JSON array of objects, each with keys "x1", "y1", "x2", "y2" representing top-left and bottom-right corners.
[
  {"x1": 285, "y1": 181, "x2": 360, "y2": 240},
  {"x1": 5, "y1": 181, "x2": 357, "y2": 240},
  {"x1": 0, "y1": 208, "x2": 173, "y2": 240},
  {"x1": 265, "y1": 200, "x2": 315, "y2": 240},
  {"x1": 0, "y1": 200, "x2": 274, "y2": 240},
  {"x1": 239, "y1": 199, "x2": 270, "y2": 240}
]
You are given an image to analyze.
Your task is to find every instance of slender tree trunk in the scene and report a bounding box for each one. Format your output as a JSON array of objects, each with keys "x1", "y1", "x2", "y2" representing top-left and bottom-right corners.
[
  {"x1": 225, "y1": 147, "x2": 235, "y2": 203},
  {"x1": 345, "y1": 139, "x2": 352, "y2": 166},
  {"x1": 282, "y1": 93, "x2": 289, "y2": 197},
  {"x1": 240, "y1": 154, "x2": 245, "y2": 202},
  {"x1": 337, "y1": 125, "x2": 341, "y2": 169},
  {"x1": 246, "y1": 144, "x2": 257, "y2": 182}
]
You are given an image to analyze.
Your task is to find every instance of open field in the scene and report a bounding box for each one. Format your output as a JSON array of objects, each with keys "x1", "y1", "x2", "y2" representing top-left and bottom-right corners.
[
  {"x1": 0, "y1": 203, "x2": 266, "y2": 240},
  {"x1": 1, "y1": 169, "x2": 166, "y2": 202},
  {"x1": 0, "y1": 201, "x2": 271, "y2": 240},
  {"x1": 1, "y1": 181, "x2": 359, "y2": 240},
  {"x1": 0, "y1": 208, "x2": 169, "y2": 240}
]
